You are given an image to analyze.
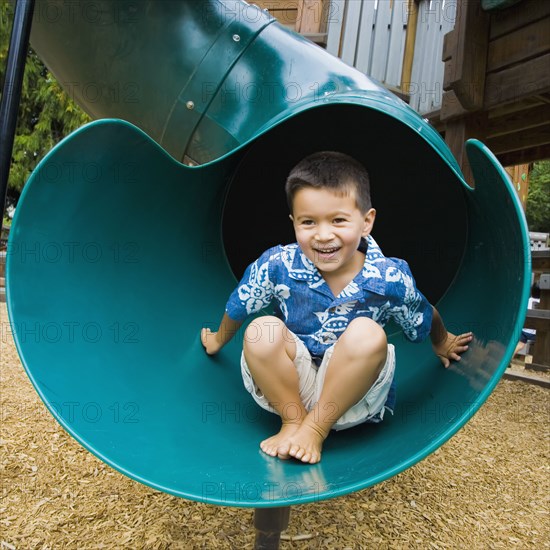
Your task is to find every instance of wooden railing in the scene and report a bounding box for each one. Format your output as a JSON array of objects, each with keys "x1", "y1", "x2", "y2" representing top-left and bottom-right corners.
[
  {"x1": 252, "y1": 1, "x2": 457, "y2": 112},
  {"x1": 324, "y1": 0, "x2": 456, "y2": 110}
]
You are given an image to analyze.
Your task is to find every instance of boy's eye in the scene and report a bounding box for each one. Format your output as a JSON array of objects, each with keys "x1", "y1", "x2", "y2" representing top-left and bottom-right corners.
[
  {"x1": 333, "y1": 218, "x2": 347, "y2": 223},
  {"x1": 301, "y1": 220, "x2": 315, "y2": 226}
]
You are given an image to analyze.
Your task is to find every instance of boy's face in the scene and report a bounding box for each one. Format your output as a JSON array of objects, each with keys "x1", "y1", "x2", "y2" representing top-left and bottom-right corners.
[{"x1": 290, "y1": 187, "x2": 375, "y2": 278}]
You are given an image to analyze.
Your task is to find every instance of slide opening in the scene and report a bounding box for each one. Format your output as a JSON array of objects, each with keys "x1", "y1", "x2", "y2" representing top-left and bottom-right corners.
[{"x1": 222, "y1": 104, "x2": 468, "y2": 305}]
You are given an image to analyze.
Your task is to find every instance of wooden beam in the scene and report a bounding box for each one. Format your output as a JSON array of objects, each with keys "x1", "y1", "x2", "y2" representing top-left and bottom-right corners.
[
  {"x1": 488, "y1": 125, "x2": 550, "y2": 154},
  {"x1": 443, "y1": 0, "x2": 490, "y2": 110},
  {"x1": 442, "y1": 28, "x2": 456, "y2": 63},
  {"x1": 490, "y1": 0, "x2": 550, "y2": 40},
  {"x1": 488, "y1": 96, "x2": 545, "y2": 119},
  {"x1": 296, "y1": 0, "x2": 324, "y2": 34},
  {"x1": 254, "y1": 0, "x2": 299, "y2": 27},
  {"x1": 487, "y1": 104, "x2": 550, "y2": 138},
  {"x1": 487, "y1": 17, "x2": 550, "y2": 73},
  {"x1": 535, "y1": 92, "x2": 550, "y2": 104},
  {"x1": 384, "y1": 84, "x2": 410, "y2": 103},
  {"x1": 444, "y1": 112, "x2": 488, "y2": 186},
  {"x1": 485, "y1": 53, "x2": 550, "y2": 109},
  {"x1": 526, "y1": 362, "x2": 550, "y2": 373},
  {"x1": 440, "y1": 90, "x2": 470, "y2": 121},
  {"x1": 302, "y1": 32, "x2": 328, "y2": 46},
  {"x1": 529, "y1": 362, "x2": 550, "y2": 373},
  {"x1": 401, "y1": 0, "x2": 419, "y2": 94},
  {"x1": 497, "y1": 143, "x2": 550, "y2": 166},
  {"x1": 502, "y1": 370, "x2": 550, "y2": 389}
]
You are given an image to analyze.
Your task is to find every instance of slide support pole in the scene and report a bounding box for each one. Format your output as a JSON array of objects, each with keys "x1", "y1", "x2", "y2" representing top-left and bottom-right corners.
[
  {"x1": 254, "y1": 506, "x2": 291, "y2": 549},
  {"x1": 0, "y1": 0, "x2": 35, "y2": 222}
]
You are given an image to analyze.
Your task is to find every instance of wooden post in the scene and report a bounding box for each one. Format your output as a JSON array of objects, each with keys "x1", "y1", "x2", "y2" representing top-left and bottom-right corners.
[
  {"x1": 297, "y1": 0, "x2": 324, "y2": 34},
  {"x1": 527, "y1": 253, "x2": 550, "y2": 372},
  {"x1": 440, "y1": 0, "x2": 491, "y2": 184},
  {"x1": 444, "y1": 112, "x2": 488, "y2": 186},
  {"x1": 442, "y1": 0, "x2": 490, "y2": 111},
  {"x1": 504, "y1": 164, "x2": 530, "y2": 211},
  {"x1": 401, "y1": 0, "x2": 419, "y2": 97}
]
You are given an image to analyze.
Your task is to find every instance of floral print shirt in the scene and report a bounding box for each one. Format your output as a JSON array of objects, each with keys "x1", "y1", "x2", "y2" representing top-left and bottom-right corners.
[{"x1": 226, "y1": 236, "x2": 433, "y2": 363}]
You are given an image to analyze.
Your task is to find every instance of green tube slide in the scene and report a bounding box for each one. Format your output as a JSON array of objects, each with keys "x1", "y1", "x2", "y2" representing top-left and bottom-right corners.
[{"x1": 7, "y1": 1, "x2": 530, "y2": 507}]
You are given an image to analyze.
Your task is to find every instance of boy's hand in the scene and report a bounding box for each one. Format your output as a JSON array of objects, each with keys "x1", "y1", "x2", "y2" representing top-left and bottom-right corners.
[
  {"x1": 201, "y1": 328, "x2": 223, "y2": 355},
  {"x1": 200, "y1": 314, "x2": 243, "y2": 356},
  {"x1": 432, "y1": 331, "x2": 473, "y2": 368}
]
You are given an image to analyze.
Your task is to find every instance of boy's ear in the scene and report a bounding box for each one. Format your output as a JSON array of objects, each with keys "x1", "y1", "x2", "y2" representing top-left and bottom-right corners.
[{"x1": 362, "y1": 208, "x2": 376, "y2": 236}]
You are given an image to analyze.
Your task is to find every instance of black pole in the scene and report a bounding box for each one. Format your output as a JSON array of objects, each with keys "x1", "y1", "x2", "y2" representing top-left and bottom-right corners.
[
  {"x1": 253, "y1": 507, "x2": 291, "y2": 550},
  {"x1": 0, "y1": 0, "x2": 36, "y2": 223}
]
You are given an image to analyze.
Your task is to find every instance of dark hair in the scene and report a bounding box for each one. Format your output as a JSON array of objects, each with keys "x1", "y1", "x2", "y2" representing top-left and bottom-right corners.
[{"x1": 285, "y1": 151, "x2": 372, "y2": 213}]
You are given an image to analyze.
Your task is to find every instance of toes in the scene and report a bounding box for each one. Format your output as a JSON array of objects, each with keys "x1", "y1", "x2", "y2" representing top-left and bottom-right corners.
[
  {"x1": 300, "y1": 450, "x2": 320, "y2": 464},
  {"x1": 260, "y1": 440, "x2": 278, "y2": 457},
  {"x1": 294, "y1": 446, "x2": 306, "y2": 460},
  {"x1": 288, "y1": 444, "x2": 301, "y2": 458},
  {"x1": 277, "y1": 443, "x2": 291, "y2": 459}
]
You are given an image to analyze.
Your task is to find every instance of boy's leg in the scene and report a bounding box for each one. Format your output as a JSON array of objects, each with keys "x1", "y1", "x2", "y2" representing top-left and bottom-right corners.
[
  {"x1": 243, "y1": 316, "x2": 307, "y2": 458},
  {"x1": 281, "y1": 317, "x2": 388, "y2": 464}
]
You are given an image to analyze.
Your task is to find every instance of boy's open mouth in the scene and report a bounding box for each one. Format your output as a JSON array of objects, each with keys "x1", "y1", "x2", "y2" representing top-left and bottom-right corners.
[{"x1": 313, "y1": 246, "x2": 340, "y2": 259}]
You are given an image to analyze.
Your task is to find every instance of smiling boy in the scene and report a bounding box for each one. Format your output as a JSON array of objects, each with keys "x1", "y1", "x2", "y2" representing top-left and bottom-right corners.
[{"x1": 201, "y1": 151, "x2": 472, "y2": 464}]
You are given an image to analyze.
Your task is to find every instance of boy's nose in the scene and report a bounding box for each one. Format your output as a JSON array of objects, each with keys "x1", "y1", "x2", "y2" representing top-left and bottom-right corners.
[{"x1": 314, "y1": 226, "x2": 335, "y2": 241}]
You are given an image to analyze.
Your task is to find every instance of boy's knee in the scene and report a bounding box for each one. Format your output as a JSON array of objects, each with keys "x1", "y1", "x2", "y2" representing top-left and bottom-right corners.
[
  {"x1": 341, "y1": 317, "x2": 387, "y2": 357},
  {"x1": 243, "y1": 316, "x2": 291, "y2": 357}
]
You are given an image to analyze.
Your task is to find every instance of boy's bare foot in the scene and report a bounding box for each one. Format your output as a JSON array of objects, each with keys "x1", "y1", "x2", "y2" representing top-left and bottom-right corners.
[
  {"x1": 278, "y1": 419, "x2": 329, "y2": 464},
  {"x1": 260, "y1": 422, "x2": 301, "y2": 458}
]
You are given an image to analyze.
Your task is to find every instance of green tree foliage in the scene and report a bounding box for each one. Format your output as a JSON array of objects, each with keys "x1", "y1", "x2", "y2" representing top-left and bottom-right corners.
[
  {"x1": 0, "y1": 3, "x2": 90, "y2": 204},
  {"x1": 526, "y1": 160, "x2": 550, "y2": 233}
]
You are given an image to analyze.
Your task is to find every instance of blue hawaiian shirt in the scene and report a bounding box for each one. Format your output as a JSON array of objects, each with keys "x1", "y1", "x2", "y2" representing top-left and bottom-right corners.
[{"x1": 226, "y1": 236, "x2": 433, "y2": 360}]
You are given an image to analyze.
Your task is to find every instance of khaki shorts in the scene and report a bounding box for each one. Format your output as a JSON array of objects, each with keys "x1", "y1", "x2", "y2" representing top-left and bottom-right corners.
[{"x1": 241, "y1": 332, "x2": 396, "y2": 431}]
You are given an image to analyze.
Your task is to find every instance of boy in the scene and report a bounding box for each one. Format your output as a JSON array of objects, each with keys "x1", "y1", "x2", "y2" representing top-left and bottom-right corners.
[{"x1": 201, "y1": 151, "x2": 472, "y2": 464}]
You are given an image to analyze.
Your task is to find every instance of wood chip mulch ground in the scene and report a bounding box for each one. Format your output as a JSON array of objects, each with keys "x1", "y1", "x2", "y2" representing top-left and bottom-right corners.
[{"x1": 1, "y1": 302, "x2": 548, "y2": 549}]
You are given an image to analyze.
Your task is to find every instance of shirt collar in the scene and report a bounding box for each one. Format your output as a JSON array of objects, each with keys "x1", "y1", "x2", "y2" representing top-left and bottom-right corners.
[
  {"x1": 283, "y1": 236, "x2": 389, "y2": 297},
  {"x1": 356, "y1": 236, "x2": 389, "y2": 295}
]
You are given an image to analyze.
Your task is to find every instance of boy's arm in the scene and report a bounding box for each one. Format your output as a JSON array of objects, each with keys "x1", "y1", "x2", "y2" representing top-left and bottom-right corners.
[
  {"x1": 201, "y1": 313, "x2": 243, "y2": 356},
  {"x1": 430, "y1": 306, "x2": 473, "y2": 368}
]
